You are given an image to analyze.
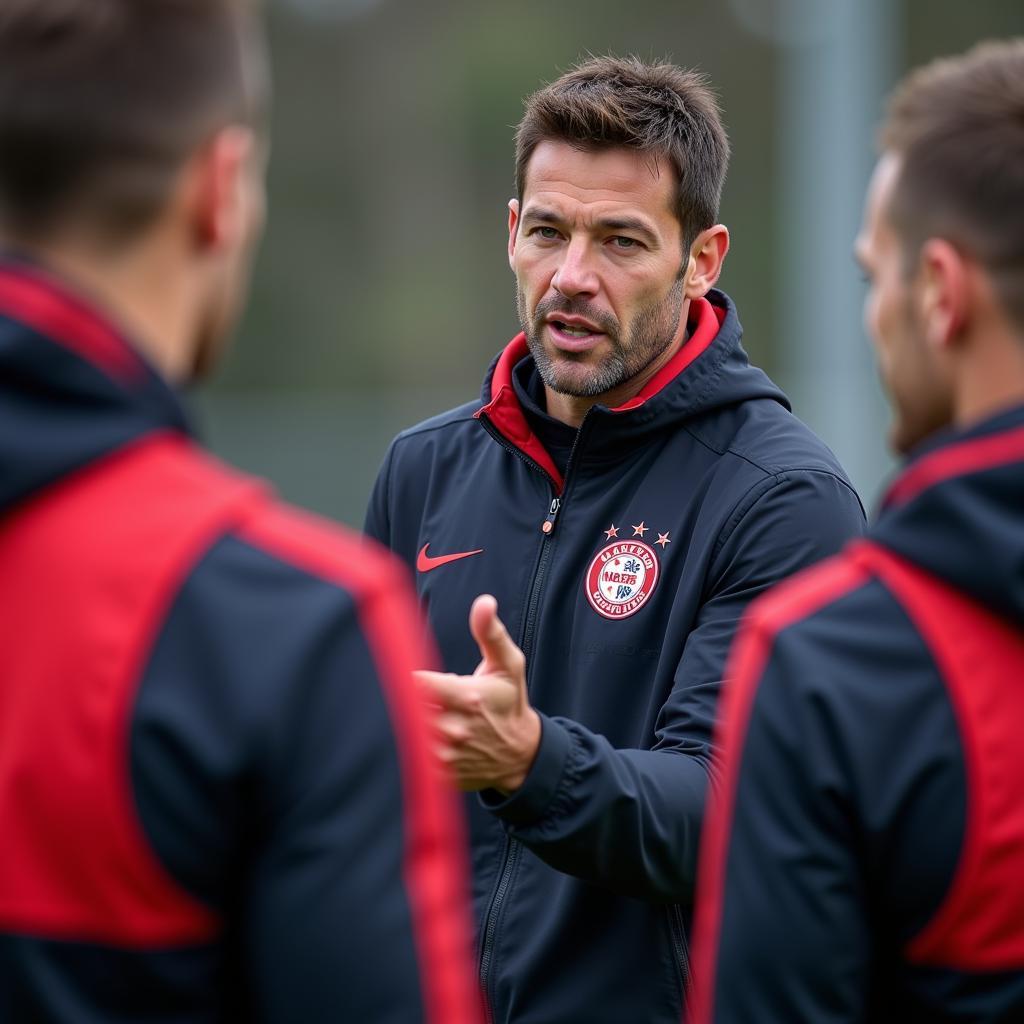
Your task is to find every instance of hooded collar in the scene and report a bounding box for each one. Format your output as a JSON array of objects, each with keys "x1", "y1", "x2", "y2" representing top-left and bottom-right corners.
[
  {"x1": 475, "y1": 288, "x2": 789, "y2": 492},
  {"x1": 872, "y1": 402, "x2": 1024, "y2": 628},
  {"x1": 0, "y1": 257, "x2": 192, "y2": 515}
]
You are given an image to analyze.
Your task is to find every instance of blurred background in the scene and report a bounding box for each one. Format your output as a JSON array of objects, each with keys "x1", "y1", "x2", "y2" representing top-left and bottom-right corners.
[{"x1": 194, "y1": 0, "x2": 1024, "y2": 526}]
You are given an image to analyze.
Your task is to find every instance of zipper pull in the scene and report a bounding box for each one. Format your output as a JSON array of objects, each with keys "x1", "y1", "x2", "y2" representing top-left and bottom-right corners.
[{"x1": 541, "y1": 497, "x2": 561, "y2": 535}]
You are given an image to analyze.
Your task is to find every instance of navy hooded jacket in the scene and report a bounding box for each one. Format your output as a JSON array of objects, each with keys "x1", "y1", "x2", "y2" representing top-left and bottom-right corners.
[
  {"x1": 692, "y1": 404, "x2": 1024, "y2": 1023},
  {"x1": 365, "y1": 289, "x2": 866, "y2": 1023},
  {"x1": 0, "y1": 259, "x2": 481, "y2": 1024}
]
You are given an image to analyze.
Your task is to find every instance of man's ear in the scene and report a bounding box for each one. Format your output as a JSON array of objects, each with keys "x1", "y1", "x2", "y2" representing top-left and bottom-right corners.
[
  {"x1": 684, "y1": 224, "x2": 730, "y2": 299},
  {"x1": 183, "y1": 126, "x2": 256, "y2": 252},
  {"x1": 508, "y1": 198, "x2": 520, "y2": 271},
  {"x1": 918, "y1": 238, "x2": 968, "y2": 350}
]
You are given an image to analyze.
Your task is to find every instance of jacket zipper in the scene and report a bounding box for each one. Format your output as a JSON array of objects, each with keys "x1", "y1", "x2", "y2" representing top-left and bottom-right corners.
[{"x1": 475, "y1": 413, "x2": 587, "y2": 1020}]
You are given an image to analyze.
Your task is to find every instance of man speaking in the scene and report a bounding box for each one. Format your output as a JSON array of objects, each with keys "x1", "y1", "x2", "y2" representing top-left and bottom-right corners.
[{"x1": 366, "y1": 55, "x2": 865, "y2": 1023}]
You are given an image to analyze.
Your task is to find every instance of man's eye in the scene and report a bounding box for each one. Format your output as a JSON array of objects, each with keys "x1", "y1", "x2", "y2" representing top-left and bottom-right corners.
[
  {"x1": 534, "y1": 226, "x2": 560, "y2": 240},
  {"x1": 611, "y1": 236, "x2": 639, "y2": 249}
]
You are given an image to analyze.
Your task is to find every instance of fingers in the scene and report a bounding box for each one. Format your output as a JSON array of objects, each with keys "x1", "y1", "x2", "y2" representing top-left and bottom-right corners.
[
  {"x1": 415, "y1": 669, "x2": 482, "y2": 713},
  {"x1": 469, "y1": 594, "x2": 525, "y2": 678},
  {"x1": 434, "y1": 709, "x2": 470, "y2": 745},
  {"x1": 469, "y1": 593, "x2": 500, "y2": 643}
]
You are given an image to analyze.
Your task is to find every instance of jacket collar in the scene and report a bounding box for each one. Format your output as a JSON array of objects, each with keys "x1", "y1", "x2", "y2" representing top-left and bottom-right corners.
[
  {"x1": 872, "y1": 402, "x2": 1024, "y2": 628},
  {"x1": 475, "y1": 290, "x2": 784, "y2": 492},
  {"x1": 0, "y1": 257, "x2": 192, "y2": 513}
]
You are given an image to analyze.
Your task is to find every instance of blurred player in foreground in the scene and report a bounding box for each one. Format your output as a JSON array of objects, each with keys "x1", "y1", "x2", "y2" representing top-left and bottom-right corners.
[
  {"x1": 691, "y1": 38, "x2": 1024, "y2": 1023},
  {"x1": 0, "y1": 2, "x2": 479, "y2": 1021}
]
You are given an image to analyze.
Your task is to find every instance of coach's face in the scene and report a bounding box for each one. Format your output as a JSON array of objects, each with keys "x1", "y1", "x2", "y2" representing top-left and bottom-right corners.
[
  {"x1": 855, "y1": 154, "x2": 954, "y2": 454},
  {"x1": 508, "y1": 141, "x2": 700, "y2": 404}
]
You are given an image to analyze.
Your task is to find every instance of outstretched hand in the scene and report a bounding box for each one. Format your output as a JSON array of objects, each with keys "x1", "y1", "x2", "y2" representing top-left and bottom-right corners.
[{"x1": 416, "y1": 594, "x2": 541, "y2": 793}]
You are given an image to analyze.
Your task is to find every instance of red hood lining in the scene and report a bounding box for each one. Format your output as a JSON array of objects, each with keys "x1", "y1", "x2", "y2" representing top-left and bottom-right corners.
[
  {"x1": 0, "y1": 264, "x2": 145, "y2": 385},
  {"x1": 475, "y1": 296, "x2": 725, "y2": 493}
]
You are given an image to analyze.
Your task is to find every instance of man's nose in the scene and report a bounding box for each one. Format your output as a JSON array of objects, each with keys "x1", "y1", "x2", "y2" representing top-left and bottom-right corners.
[{"x1": 552, "y1": 239, "x2": 599, "y2": 298}]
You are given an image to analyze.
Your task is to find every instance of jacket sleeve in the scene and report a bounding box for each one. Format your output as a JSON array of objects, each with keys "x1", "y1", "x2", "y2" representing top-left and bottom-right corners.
[
  {"x1": 480, "y1": 470, "x2": 866, "y2": 902},
  {"x1": 689, "y1": 574, "x2": 965, "y2": 1024},
  {"x1": 131, "y1": 530, "x2": 481, "y2": 1024}
]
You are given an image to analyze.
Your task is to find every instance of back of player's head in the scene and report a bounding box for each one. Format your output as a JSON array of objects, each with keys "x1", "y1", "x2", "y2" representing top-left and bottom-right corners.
[
  {"x1": 880, "y1": 38, "x2": 1024, "y2": 332},
  {"x1": 0, "y1": 0, "x2": 267, "y2": 246},
  {"x1": 514, "y1": 55, "x2": 731, "y2": 250}
]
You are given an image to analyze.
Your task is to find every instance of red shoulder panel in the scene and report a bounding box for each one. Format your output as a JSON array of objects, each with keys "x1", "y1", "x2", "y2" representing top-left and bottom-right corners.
[
  {"x1": 688, "y1": 552, "x2": 871, "y2": 1024},
  {"x1": 237, "y1": 507, "x2": 483, "y2": 1024},
  {"x1": 0, "y1": 432, "x2": 265, "y2": 946},
  {"x1": 856, "y1": 542, "x2": 1024, "y2": 971}
]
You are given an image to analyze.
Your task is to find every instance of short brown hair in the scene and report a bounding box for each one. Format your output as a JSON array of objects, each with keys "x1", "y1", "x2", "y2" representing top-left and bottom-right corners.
[
  {"x1": 0, "y1": 0, "x2": 266, "y2": 243},
  {"x1": 880, "y1": 38, "x2": 1024, "y2": 329},
  {"x1": 514, "y1": 55, "x2": 730, "y2": 251}
]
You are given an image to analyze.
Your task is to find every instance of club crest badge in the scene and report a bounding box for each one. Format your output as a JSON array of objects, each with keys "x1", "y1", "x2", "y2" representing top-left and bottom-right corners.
[{"x1": 585, "y1": 532, "x2": 661, "y2": 620}]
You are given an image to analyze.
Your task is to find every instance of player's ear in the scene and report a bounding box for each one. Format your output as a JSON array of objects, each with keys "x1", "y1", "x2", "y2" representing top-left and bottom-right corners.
[
  {"x1": 181, "y1": 125, "x2": 257, "y2": 253},
  {"x1": 684, "y1": 225, "x2": 730, "y2": 299},
  {"x1": 508, "y1": 199, "x2": 520, "y2": 271},
  {"x1": 918, "y1": 238, "x2": 968, "y2": 351}
]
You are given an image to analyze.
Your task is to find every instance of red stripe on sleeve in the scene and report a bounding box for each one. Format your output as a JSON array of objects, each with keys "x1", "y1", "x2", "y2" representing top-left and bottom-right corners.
[
  {"x1": 356, "y1": 564, "x2": 485, "y2": 1024},
  {"x1": 688, "y1": 554, "x2": 869, "y2": 1023},
  {"x1": 237, "y1": 507, "x2": 483, "y2": 1024}
]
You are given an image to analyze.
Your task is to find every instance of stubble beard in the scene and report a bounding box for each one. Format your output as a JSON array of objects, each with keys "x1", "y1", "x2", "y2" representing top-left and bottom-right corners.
[
  {"x1": 517, "y1": 278, "x2": 686, "y2": 399},
  {"x1": 883, "y1": 297, "x2": 955, "y2": 456}
]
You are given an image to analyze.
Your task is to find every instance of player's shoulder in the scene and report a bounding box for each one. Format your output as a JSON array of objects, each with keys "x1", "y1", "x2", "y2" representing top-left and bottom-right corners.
[
  {"x1": 137, "y1": 435, "x2": 402, "y2": 605},
  {"x1": 741, "y1": 544, "x2": 934, "y2": 704},
  {"x1": 229, "y1": 496, "x2": 408, "y2": 607},
  {"x1": 127, "y1": 436, "x2": 405, "y2": 626},
  {"x1": 159, "y1": 492, "x2": 421, "y2": 714},
  {"x1": 725, "y1": 399, "x2": 854, "y2": 481},
  {"x1": 745, "y1": 548, "x2": 874, "y2": 639}
]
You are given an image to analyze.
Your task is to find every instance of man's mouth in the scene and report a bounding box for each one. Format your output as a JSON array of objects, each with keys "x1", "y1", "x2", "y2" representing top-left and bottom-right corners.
[
  {"x1": 543, "y1": 311, "x2": 609, "y2": 351},
  {"x1": 546, "y1": 318, "x2": 606, "y2": 352},
  {"x1": 552, "y1": 321, "x2": 594, "y2": 337}
]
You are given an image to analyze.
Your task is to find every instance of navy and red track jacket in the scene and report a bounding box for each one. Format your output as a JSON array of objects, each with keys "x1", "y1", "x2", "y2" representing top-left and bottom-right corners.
[
  {"x1": 0, "y1": 259, "x2": 481, "y2": 1023},
  {"x1": 691, "y1": 404, "x2": 1024, "y2": 1023},
  {"x1": 365, "y1": 289, "x2": 866, "y2": 1023}
]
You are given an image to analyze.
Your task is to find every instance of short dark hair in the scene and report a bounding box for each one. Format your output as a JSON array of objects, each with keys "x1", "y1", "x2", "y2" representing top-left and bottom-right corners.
[
  {"x1": 880, "y1": 38, "x2": 1024, "y2": 330},
  {"x1": 0, "y1": 0, "x2": 266, "y2": 243},
  {"x1": 514, "y1": 55, "x2": 730, "y2": 250}
]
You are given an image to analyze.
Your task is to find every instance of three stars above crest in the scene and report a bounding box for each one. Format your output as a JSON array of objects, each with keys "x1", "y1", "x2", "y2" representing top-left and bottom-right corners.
[{"x1": 604, "y1": 523, "x2": 671, "y2": 547}]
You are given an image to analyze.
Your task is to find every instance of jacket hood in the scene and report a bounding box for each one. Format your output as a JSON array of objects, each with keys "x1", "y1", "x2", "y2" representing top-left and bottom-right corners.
[
  {"x1": 477, "y1": 289, "x2": 789, "y2": 490},
  {"x1": 872, "y1": 403, "x2": 1024, "y2": 628},
  {"x1": 0, "y1": 258, "x2": 191, "y2": 515}
]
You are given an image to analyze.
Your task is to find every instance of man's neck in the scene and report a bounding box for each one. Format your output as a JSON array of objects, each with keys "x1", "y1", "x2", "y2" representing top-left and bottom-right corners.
[
  {"x1": 8, "y1": 232, "x2": 194, "y2": 384},
  {"x1": 954, "y1": 315, "x2": 1024, "y2": 432}
]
